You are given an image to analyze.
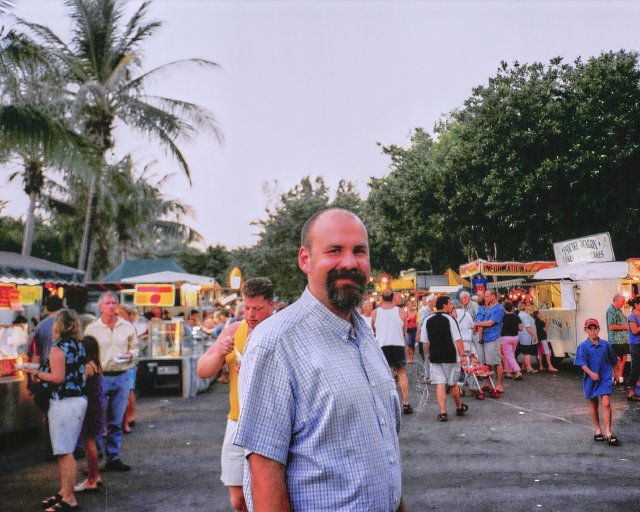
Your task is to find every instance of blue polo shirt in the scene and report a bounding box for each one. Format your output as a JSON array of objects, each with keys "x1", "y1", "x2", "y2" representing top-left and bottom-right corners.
[
  {"x1": 574, "y1": 338, "x2": 617, "y2": 399},
  {"x1": 476, "y1": 303, "x2": 505, "y2": 343},
  {"x1": 628, "y1": 312, "x2": 640, "y2": 344}
]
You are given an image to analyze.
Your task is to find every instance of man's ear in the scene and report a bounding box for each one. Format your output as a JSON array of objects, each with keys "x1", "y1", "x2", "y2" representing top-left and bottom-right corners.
[{"x1": 298, "y1": 246, "x2": 311, "y2": 274}]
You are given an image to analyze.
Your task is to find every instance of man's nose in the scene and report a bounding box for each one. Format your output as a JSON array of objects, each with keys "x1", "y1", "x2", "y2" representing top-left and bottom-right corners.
[{"x1": 338, "y1": 251, "x2": 358, "y2": 268}]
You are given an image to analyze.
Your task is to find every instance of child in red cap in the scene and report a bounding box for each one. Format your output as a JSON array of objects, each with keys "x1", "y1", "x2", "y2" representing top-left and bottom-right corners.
[{"x1": 574, "y1": 318, "x2": 620, "y2": 445}]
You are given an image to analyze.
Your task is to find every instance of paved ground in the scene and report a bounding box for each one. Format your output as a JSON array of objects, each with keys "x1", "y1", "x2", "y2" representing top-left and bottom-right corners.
[{"x1": 2, "y1": 359, "x2": 639, "y2": 512}]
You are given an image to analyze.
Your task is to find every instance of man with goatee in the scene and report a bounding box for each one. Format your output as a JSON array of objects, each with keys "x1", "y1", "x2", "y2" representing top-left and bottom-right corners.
[{"x1": 235, "y1": 208, "x2": 404, "y2": 512}]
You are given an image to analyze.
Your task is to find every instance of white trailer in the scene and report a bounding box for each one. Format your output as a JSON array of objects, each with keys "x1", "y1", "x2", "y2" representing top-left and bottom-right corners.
[{"x1": 531, "y1": 262, "x2": 630, "y2": 360}]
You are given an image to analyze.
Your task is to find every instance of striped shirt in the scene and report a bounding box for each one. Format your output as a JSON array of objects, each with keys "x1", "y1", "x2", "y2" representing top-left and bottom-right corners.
[{"x1": 235, "y1": 287, "x2": 402, "y2": 511}]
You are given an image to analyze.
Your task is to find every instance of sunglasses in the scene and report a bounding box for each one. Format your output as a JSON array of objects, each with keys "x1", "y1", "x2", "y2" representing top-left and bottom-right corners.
[{"x1": 586, "y1": 326, "x2": 600, "y2": 330}]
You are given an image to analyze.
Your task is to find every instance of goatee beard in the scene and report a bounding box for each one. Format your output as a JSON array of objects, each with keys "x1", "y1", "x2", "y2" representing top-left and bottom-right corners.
[{"x1": 326, "y1": 268, "x2": 367, "y2": 313}]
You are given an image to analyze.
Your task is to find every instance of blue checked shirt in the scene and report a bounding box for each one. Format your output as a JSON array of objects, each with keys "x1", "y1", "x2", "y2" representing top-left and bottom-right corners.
[{"x1": 235, "y1": 287, "x2": 402, "y2": 512}]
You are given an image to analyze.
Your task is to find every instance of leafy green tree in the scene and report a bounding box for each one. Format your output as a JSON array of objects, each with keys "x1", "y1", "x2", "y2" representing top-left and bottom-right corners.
[
  {"x1": 15, "y1": 0, "x2": 221, "y2": 278},
  {"x1": 174, "y1": 244, "x2": 231, "y2": 286}
]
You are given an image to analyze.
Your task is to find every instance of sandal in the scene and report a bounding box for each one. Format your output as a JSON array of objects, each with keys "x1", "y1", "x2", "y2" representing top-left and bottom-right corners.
[
  {"x1": 593, "y1": 433, "x2": 605, "y2": 442},
  {"x1": 41, "y1": 494, "x2": 62, "y2": 509},
  {"x1": 44, "y1": 500, "x2": 80, "y2": 511},
  {"x1": 402, "y1": 404, "x2": 413, "y2": 415},
  {"x1": 456, "y1": 403, "x2": 468, "y2": 417},
  {"x1": 606, "y1": 435, "x2": 620, "y2": 446},
  {"x1": 514, "y1": 374, "x2": 523, "y2": 381},
  {"x1": 437, "y1": 412, "x2": 448, "y2": 422},
  {"x1": 626, "y1": 394, "x2": 640, "y2": 402},
  {"x1": 504, "y1": 374, "x2": 513, "y2": 379}
]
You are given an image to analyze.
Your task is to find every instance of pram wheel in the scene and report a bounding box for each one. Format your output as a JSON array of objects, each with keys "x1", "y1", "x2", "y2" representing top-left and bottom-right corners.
[
  {"x1": 476, "y1": 391, "x2": 485, "y2": 400},
  {"x1": 490, "y1": 389, "x2": 500, "y2": 399}
]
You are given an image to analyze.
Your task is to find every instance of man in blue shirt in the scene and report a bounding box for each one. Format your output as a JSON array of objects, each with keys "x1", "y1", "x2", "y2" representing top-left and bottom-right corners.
[
  {"x1": 235, "y1": 208, "x2": 404, "y2": 512},
  {"x1": 474, "y1": 289, "x2": 505, "y2": 393},
  {"x1": 31, "y1": 295, "x2": 63, "y2": 364}
]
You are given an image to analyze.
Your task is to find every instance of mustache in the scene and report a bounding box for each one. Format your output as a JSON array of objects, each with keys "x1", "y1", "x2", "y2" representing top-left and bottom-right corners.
[{"x1": 327, "y1": 268, "x2": 367, "y2": 289}]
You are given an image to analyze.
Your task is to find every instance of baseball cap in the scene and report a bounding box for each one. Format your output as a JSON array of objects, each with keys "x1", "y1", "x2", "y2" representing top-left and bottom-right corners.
[{"x1": 584, "y1": 318, "x2": 599, "y2": 328}]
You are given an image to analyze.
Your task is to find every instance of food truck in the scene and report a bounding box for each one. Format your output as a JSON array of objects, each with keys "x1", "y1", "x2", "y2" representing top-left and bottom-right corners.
[{"x1": 529, "y1": 233, "x2": 631, "y2": 360}]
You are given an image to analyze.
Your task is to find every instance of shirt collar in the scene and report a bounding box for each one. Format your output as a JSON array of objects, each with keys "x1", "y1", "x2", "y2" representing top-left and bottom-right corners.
[{"x1": 299, "y1": 287, "x2": 363, "y2": 342}]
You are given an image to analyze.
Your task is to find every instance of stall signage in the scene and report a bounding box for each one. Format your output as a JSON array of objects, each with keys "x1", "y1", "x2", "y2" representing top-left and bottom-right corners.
[
  {"x1": 628, "y1": 259, "x2": 640, "y2": 279},
  {"x1": 0, "y1": 284, "x2": 21, "y2": 310},
  {"x1": 460, "y1": 259, "x2": 556, "y2": 277},
  {"x1": 553, "y1": 233, "x2": 614, "y2": 267},
  {"x1": 134, "y1": 284, "x2": 175, "y2": 306},
  {"x1": 17, "y1": 285, "x2": 43, "y2": 305}
]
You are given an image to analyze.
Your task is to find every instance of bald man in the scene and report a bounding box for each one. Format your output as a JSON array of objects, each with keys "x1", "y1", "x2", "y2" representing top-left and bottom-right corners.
[{"x1": 235, "y1": 208, "x2": 404, "y2": 512}]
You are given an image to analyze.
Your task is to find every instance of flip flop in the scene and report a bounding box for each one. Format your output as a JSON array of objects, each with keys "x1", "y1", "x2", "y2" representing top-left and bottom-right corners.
[
  {"x1": 593, "y1": 433, "x2": 605, "y2": 442},
  {"x1": 607, "y1": 435, "x2": 620, "y2": 446},
  {"x1": 41, "y1": 494, "x2": 62, "y2": 509}
]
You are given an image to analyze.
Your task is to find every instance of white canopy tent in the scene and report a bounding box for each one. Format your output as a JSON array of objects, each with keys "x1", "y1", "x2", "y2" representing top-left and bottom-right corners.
[
  {"x1": 532, "y1": 261, "x2": 628, "y2": 281},
  {"x1": 121, "y1": 271, "x2": 215, "y2": 286}
]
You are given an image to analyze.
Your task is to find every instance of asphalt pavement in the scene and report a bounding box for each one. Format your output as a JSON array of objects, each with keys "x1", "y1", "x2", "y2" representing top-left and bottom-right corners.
[{"x1": 2, "y1": 359, "x2": 640, "y2": 512}]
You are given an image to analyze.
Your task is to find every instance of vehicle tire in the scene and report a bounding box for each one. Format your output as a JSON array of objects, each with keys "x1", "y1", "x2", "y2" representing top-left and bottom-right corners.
[{"x1": 550, "y1": 345, "x2": 566, "y2": 367}]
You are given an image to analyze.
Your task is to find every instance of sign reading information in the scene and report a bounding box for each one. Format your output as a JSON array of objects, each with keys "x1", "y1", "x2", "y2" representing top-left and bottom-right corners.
[
  {"x1": 553, "y1": 233, "x2": 614, "y2": 267},
  {"x1": 134, "y1": 284, "x2": 175, "y2": 307}
]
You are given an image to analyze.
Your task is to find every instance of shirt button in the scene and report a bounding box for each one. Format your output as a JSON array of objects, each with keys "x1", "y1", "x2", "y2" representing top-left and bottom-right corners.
[
  {"x1": 380, "y1": 418, "x2": 386, "y2": 426},
  {"x1": 389, "y1": 458, "x2": 395, "y2": 464},
  {"x1": 372, "y1": 382, "x2": 376, "y2": 387}
]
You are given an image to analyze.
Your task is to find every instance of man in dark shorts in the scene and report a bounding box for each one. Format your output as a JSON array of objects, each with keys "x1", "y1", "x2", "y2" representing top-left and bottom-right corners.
[
  {"x1": 606, "y1": 293, "x2": 629, "y2": 387},
  {"x1": 372, "y1": 290, "x2": 412, "y2": 414}
]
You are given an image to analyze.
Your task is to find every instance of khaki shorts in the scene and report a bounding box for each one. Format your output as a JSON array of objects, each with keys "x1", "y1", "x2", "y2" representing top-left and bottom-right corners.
[
  {"x1": 430, "y1": 363, "x2": 460, "y2": 386},
  {"x1": 221, "y1": 419, "x2": 244, "y2": 486},
  {"x1": 478, "y1": 339, "x2": 501, "y2": 365}
]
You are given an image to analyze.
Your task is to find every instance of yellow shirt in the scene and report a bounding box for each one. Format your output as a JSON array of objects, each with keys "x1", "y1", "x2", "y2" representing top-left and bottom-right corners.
[{"x1": 225, "y1": 320, "x2": 249, "y2": 421}]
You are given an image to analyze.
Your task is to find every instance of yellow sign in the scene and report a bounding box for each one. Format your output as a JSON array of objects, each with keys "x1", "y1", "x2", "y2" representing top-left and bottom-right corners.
[
  {"x1": 134, "y1": 284, "x2": 175, "y2": 307},
  {"x1": 18, "y1": 285, "x2": 43, "y2": 305}
]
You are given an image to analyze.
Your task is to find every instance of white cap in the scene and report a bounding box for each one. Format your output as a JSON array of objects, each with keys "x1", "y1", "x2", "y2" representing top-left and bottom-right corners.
[{"x1": 426, "y1": 294, "x2": 437, "y2": 302}]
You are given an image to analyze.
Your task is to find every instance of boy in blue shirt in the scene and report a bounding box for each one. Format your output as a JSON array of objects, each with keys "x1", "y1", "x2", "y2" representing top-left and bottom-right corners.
[{"x1": 574, "y1": 318, "x2": 620, "y2": 446}]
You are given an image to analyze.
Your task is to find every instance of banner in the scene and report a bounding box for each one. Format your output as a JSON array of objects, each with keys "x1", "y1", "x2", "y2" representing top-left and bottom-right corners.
[
  {"x1": 0, "y1": 284, "x2": 20, "y2": 310},
  {"x1": 553, "y1": 233, "x2": 614, "y2": 266},
  {"x1": 17, "y1": 285, "x2": 43, "y2": 305},
  {"x1": 134, "y1": 284, "x2": 175, "y2": 307},
  {"x1": 460, "y1": 259, "x2": 556, "y2": 278}
]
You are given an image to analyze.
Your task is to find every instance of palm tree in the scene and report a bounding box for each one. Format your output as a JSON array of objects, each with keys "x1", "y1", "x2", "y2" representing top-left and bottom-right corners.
[
  {"x1": 102, "y1": 155, "x2": 203, "y2": 264},
  {"x1": 0, "y1": 28, "x2": 91, "y2": 256},
  {"x1": 15, "y1": 0, "x2": 221, "y2": 279}
]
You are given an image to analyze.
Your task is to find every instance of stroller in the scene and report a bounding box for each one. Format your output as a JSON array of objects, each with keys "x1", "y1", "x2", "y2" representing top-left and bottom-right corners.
[{"x1": 459, "y1": 361, "x2": 500, "y2": 400}]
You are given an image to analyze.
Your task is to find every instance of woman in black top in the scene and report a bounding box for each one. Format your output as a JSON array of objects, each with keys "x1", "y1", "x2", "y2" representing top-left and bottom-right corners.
[{"x1": 500, "y1": 301, "x2": 523, "y2": 379}]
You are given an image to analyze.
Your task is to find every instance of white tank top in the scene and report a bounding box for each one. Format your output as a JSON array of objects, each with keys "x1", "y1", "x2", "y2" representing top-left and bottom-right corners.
[{"x1": 375, "y1": 306, "x2": 405, "y2": 347}]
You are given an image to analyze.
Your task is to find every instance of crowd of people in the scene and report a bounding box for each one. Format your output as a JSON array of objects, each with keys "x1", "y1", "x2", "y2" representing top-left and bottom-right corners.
[{"x1": 20, "y1": 207, "x2": 640, "y2": 512}]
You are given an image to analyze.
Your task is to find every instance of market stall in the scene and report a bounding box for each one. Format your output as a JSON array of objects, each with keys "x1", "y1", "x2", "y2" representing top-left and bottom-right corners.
[
  {"x1": 120, "y1": 271, "x2": 217, "y2": 398},
  {"x1": 0, "y1": 251, "x2": 85, "y2": 436}
]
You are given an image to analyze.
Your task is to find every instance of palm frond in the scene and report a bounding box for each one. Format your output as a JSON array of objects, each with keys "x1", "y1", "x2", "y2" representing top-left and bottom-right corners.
[{"x1": 119, "y1": 58, "x2": 220, "y2": 94}]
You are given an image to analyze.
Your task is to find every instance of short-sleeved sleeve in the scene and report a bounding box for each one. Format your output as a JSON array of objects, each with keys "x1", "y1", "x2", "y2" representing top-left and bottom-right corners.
[
  {"x1": 420, "y1": 322, "x2": 428, "y2": 342},
  {"x1": 448, "y1": 315, "x2": 462, "y2": 341},
  {"x1": 234, "y1": 345, "x2": 294, "y2": 465},
  {"x1": 475, "y1": 308, "x2": 485, "y2": 322},
  {"x1": 491, "y1": 306, "x2": 505, "y2": 324},
  {"x1": 574, "y1": 342, "x2": 587, "y2": 367}
]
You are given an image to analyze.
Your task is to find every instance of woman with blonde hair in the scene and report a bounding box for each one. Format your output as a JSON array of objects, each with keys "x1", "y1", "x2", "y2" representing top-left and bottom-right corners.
[{"x1": 26, "y1": 309, "x2": 87, "y2": 511}]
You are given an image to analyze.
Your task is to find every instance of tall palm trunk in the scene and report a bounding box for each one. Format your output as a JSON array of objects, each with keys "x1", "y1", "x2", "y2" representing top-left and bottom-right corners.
[
  {"x1": 21, "y1": 190, "x2": 37, "y2": 255},
  {"x1": 78, "y1": 172, "x2": 97, "y2": 273}
]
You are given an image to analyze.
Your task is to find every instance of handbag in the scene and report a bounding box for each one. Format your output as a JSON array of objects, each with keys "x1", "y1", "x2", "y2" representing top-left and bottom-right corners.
[{"x1": 27, "y1": 375, "x2": 50, "y2": 412}]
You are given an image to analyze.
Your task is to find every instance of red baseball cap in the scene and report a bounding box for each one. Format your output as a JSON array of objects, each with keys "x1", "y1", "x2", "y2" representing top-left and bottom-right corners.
[{"x1": 584, "y1": 318, "x2": 599, "y2": 328}]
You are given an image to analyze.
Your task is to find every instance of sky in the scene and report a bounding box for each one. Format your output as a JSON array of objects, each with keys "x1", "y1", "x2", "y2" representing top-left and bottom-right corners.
[{"x1": 3, "y1": 0, "x2": 640, "y2": 250}]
